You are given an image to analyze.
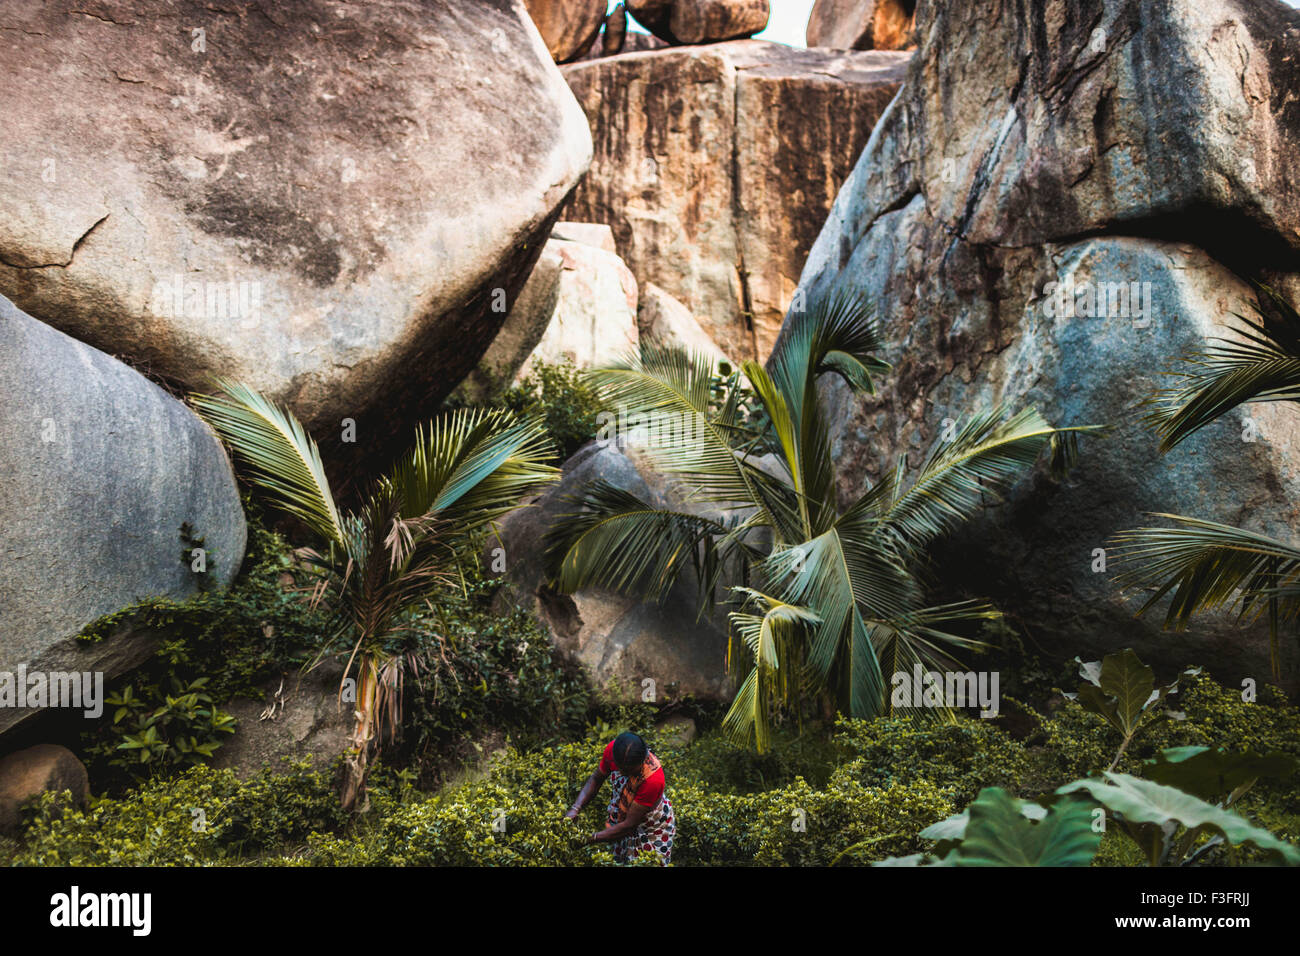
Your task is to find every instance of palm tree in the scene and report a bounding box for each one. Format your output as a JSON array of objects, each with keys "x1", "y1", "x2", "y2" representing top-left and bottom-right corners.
[
  {"x1": 544, "y1": 289, "x2": 1085, "y2": 749},
  {"x1": 1113, "y1": 287, "x2": 1300, "y2": 679},
  {"x1": 192, "y1": 380, "x2": 556, "y2": 808}
]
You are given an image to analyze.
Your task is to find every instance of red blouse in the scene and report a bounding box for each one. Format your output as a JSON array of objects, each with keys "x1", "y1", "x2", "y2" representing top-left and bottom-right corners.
[{"x1": 599, "y1": 739, "x2": 666, "y2": 808}]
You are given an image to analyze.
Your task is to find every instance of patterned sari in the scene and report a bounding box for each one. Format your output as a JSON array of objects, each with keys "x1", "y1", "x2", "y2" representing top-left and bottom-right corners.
[{"x1": 606, "y1": 751, "x2": 675, "y2": 865}]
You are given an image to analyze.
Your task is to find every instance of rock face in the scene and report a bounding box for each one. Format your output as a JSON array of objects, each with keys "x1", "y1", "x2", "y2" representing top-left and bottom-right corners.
[
  {"x1": 788, "y1": 0, "x2": 1300, "y2": 682},
  {"x1": 628, "y1": 0, "x2": 770, "y2": 45},
  {"x1": 638, "y1": 283, "x2": 730, "y2": 364},
  {"x1": 806, "y1": 0, "x2": 917, "y2": 51},
  {"x1": 0, "y1": 295, "x2": 247, "y2": 736},
  {"x1": 0, "y1": 744, "x2": 90, "y2": 831},
  {"x1": 0, "y1": 0, "x2": 592, "y2": 474},
  {"x1": 211, "y1": 667, "x2": 350, "y2": 780},
  {"x1": 460, "y1": 232, "x2": 640, "y2": 399},
  {"x1": 491, "y1": 441, "x2": 731, "y2": 701},
  {"x1": 562, "y1": 41, "x2": 909, "y2": 361},
  {"x1": 524, "y1": 0, "x2": 609, "y2": 62}
]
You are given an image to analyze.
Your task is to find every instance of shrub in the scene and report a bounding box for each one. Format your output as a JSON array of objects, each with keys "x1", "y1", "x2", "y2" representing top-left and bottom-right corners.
[
  {"x1": 498, "y1": 361, "x2": 602, "y2": 460},
  {"x1": 82, "y1": 677, "x2": 236, "y2": 784},
  {"x1": 832, "y1": 716, "x2": 1031, "y2": 804},
  {"x1": 13, "y1": 761, "x2": 344, "y2": 866}
]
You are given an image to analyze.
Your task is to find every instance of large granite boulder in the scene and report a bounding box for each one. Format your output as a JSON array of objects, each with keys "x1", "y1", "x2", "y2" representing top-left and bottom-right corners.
[
  {"x1": 458, "y1": 231, "x2": 640, "y2": 399},
  {"x1": 490, "y1": 442, "x2": 731, "y2": 701},
  {"x1": 0, "y1": 295, "x2": 246, "y2": 736},
  {"x1": 638, "y1": 283, "x2": 730, "y2": 364},
  {"x1": 211, "y1": 665, "x2": 350, "y2": 780},
  {"x1": 806, "y1": 0, "x2": 917, "y2": 51},
  {"x1": 524, "y1": 0, "x2": 608, "y2": 63},
  {"x1": 561, "y1": 41, "x2": 909, "y2": 361},
  {"x1": 788, "y1": 0, "x2": 1300, "y2": 682},
  {"x1": 0, "y1": 0, "x2": 592, "y2": 473}
]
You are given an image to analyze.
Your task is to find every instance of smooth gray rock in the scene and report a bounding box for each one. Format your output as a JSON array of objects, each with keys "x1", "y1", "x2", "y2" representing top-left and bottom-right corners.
[{"x1": 0, "y1": 294, "x2": 246, "y2": 735}]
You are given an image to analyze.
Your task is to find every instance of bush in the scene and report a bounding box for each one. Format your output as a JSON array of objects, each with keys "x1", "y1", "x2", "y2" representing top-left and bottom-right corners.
[
  {"x1": 832, "y1": 716, "x2": 1031, "y2": 804},
  {"x1": 13, "y1": 760, "x2": 344, "y2": 866},
  {"x1": 497, "y1": 361, "x2": 602, "y2": 460}
]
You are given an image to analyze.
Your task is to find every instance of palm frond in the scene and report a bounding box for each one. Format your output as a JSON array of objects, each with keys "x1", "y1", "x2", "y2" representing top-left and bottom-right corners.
[
  {"x1": 1112, "y1": 514, "x2": 1300, "y2": 678},
  {"x1": 1145, "y1": 286, "x2": 1300, "y2": 452},
  {"x1": 387, "y1": 407, "x2": 556, "y2": 532},
  {"x1": 721, "y1": 588, "x2": 821, "y2": 751},
  {"x1": 584, "y1": 346, "x2": 770, "y2": 511},
  {"x1": 878, "y1": 405, "x2": 1091, "y2": 556},
  {"x1": 191, "y1": 378, "x2": 345, "y2": 546},
  {"x1": 544, "y1": 481, "x2": 735, "y2": 603}
]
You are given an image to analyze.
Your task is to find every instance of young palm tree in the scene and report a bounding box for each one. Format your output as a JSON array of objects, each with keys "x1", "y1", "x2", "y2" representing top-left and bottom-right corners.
[
  {"x1": 1114, "y1": 287, "x2": 1300, "y2": 679},
  {"x1": 192, "y1": 380, "x2": 556, "y2": 808},
  {"x1": 545, "y1": 289, "x2": 1085, "y2": 749}
]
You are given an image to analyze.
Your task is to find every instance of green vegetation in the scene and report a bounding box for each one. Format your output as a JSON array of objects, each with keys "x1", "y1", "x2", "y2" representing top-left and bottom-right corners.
[
  {"x1": 1115, "y1": 286, "x2": 1300, "y2": 678},
  {"x1": 7, "y1": 656, "x2": 1296, "y2": 867},
  {"x1": 497, "y1": 360, "x2": 604, "y2": 460},
  {"x1": 191, "y1": 379, "x2": 556, "y2": 808},
  {"x1": 544, "y1": 289, "x2": 1090, "y2": 746}
]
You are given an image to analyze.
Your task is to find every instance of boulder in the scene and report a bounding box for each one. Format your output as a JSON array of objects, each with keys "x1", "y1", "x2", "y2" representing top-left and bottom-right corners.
[
  {"x1": 603, "y1": 3, "x2": 629, "y2": 56},
  {"x1": 211, "y1": 667, "x2": 350, "y2": 780},
  {"x1": 638, "y1": 283, "x2": 730, "y2": 365},
  {"x1": 806, "y1": 0, "x2": 917, "y2": 51},
  {"x1": 0, "y1": 0, "x2": 592, "y2": 474},
  {"x1": 787, "y1": 0, "x2": 1300, "y2": 682},
  {"x1": 561, "y1": 41, "x2": 909, "y2": 361},
  {"x1": 551, "y1": 221, "x2": 619, "y2": 254},
  {"x1": 0, "y1": 295, "x2": 246, "y2": 736},
  {"x1": 628, "y1": 0, "x2": 769, "y2": 45},
  {"x1": 524, "y1": 0, "x2": 609, "y2": 63},
  {"x1": 0, "y1": 744, "x2": 89, "y2": 831},
  {"x1": 460, "y1": 236, "x2": 640, "y2": 399},
  {"x1": 490, "y1": 441, "x2": 732, "y2": 701},
  {"x1": 524, "y1": 242, "x2": 640, "y2": 376}
]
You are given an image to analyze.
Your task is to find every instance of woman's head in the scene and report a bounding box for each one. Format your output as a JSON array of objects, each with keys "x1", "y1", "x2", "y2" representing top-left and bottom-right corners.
[{"x1": 612, "y1": 732, "x2": 647, "y2": 773}]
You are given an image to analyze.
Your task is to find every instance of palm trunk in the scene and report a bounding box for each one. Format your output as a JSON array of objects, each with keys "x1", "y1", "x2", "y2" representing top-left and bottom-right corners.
[{"x1": 341, "y1": 654, "x2": 381, "y2": 811}]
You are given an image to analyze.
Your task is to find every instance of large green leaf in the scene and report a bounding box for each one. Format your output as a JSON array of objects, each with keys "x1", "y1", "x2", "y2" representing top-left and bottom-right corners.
[
  {"x1": 947, "y1": 788, "x2": 1100, "y2": 867},
  {"x1": 1144, "y1": 747, "x2": 1298, "y2": 802},
  {"x1": 1057, "y1": 772, "x2": 1300, "y2": 865},
  {"x1": 1065, "y1": 649, "x2": 1191, "y2": 741}
]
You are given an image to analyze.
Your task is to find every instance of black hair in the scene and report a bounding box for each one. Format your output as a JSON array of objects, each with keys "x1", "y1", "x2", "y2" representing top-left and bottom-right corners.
[{"x1": 612, "y1": 732, "x2": 647, "y2": 770}]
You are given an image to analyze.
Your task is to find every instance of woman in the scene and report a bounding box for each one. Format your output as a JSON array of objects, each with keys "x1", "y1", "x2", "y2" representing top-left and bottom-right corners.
[{"x1": 564, "y1": 731, "x2": 676, "y2": 865}]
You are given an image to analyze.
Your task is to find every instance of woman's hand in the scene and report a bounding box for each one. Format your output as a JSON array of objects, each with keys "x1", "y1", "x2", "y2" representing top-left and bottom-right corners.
[{"x1": 563, "y1": 806, "x2": 580, "y2": 821}]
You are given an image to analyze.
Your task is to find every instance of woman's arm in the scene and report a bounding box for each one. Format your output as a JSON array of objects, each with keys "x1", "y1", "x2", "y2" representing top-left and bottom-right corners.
[
  {"x1": 588, "y1": 801, "x2": 650, "y2": 844},
  {"x1": 563, "y1": 769, "x2": 608, "y2": 819}
]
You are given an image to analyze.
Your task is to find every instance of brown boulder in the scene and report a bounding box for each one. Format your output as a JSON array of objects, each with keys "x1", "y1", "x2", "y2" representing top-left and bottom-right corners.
[
  {"x1": 806, "y1": 0, "x2": 917, "y2": 51},
  {"x1": 628, "y1": 0, "x2": 769, "y2": 45},
  {"x1": 0, "y1": 744, "x2": 89, "y2": 831},
  {"x1": 524, "y1": 0, "x2": 609, "y2": 63},
  {"x1": 210, "y1": 669, "x2": 351, "y2": 780},
  {"x1": 561, "y1": 41, "x2": 909, "y2": 360}
]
